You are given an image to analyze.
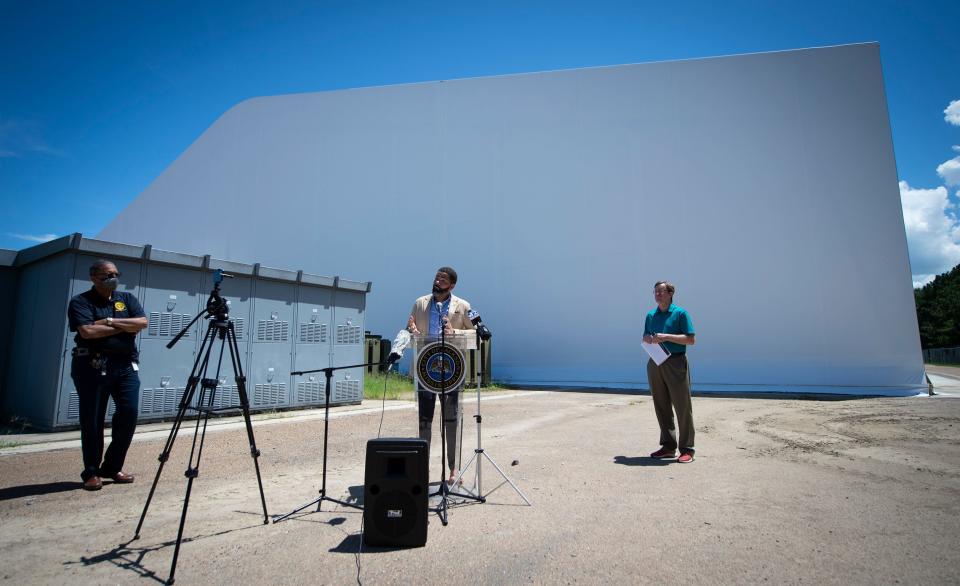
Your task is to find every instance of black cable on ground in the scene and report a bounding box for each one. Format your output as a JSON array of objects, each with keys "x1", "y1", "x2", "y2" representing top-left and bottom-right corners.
[{"x1": 356, "y1": 367, "x2": 393, "y2": 585}]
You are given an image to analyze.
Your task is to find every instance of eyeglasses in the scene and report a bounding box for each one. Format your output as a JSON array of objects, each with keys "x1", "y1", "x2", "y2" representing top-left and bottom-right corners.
[{"x1": 97, "y1": 272, "x2": 121, "y2": 279}]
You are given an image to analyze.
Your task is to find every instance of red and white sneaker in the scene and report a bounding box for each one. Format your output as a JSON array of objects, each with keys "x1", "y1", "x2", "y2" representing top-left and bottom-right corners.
[{"x1": 677, "y1": 452, "x2": 694, "y2": 463}]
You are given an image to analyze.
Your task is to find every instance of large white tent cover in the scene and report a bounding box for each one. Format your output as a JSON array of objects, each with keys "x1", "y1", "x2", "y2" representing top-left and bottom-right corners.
[{"x1": 101, "y1": 43, "x2": 924, "y2": 395}]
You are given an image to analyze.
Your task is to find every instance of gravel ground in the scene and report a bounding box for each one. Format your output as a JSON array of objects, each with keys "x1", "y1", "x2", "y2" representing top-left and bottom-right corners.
[{"x1": 1, "y1": 385, "x2": 958, "y2": 585}]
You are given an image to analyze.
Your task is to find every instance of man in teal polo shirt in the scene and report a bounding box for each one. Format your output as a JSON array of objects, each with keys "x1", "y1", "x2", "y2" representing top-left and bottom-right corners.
[{"x1": 643, "y1": 281, "x2": 697, "y2": 463}]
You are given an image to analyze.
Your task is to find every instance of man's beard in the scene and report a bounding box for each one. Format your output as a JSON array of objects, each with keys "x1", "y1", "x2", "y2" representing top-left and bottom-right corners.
[{"x1": 433, "y1": 285, "x2": 450, "y2": 296}]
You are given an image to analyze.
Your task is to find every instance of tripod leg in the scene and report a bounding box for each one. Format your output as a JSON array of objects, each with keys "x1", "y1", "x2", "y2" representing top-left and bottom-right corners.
[
  {"x1": 134, "y1": 320, "x2": 216, "y2": 539},
  {"x1": 169, "y1": 396, "x2": 215, "y2": 585},
  {"x1": 478, "y1": 451, "x2": 532, "y2": 505},
  {"x1": 168, "y1": 468, "x2": 197, "y2": 584},
  {"x1": 168, "y1": 325, "x2": 222, "y2": 584},
  {"x1": 450, "y1": 450, "x2": 483, "y2": 501},
  {"x1": 439, "y1": 488, "x2": 448, "y2": 526},
  {"x1": 227, "y1": 321, "x2": 269, "y2": 523}
]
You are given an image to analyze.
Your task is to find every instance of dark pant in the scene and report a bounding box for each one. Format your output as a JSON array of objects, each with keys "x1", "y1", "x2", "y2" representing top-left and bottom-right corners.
[
  {"x1": 647, "y1": 354, "x2": 695, "y2": 454},
  {"x1": 417, "y1": 389, "x2": 460, "y2": 471},
  {"x1": 71, "y1": 356, "x2": 140, "y2": 481}
]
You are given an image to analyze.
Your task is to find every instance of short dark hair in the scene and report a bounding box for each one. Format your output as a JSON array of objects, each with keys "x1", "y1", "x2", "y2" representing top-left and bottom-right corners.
[
  {"x1": 89, "y1": 259, "x2": 115, "y2": 276},
  {"x1": 654, "y1": 281, "x2": 675, "y2": 295},
  {"x1": 437, "y1": 266, "x2": 458, "y2": 284}
]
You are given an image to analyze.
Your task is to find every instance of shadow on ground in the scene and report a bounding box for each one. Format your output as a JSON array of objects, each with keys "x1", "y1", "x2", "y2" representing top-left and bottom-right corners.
[
  {"x1": 0, "y1": 481, "x2": 81, "y2": 501},
  {"x1": 613, "y1": 455, "x2": 672, "y2": 467},
  {"x1": 64, "y1": 521, "x2": 268, "y2": 584}
]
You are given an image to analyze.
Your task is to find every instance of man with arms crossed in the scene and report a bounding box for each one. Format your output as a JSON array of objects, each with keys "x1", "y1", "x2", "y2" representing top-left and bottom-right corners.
[{"x1": 68, "y1": 259, "x2": 148, "y2": 490}]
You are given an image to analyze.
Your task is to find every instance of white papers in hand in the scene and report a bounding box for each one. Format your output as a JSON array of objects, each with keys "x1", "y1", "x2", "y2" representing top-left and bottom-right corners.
[{"x1": 642, "y1": 340, "x2": 670, "y2": 366}]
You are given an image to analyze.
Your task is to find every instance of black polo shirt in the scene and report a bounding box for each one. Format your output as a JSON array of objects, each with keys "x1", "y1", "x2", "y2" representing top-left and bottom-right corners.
[{"x1": 68, "y1": 288, "x2": 145, "y2": 360}]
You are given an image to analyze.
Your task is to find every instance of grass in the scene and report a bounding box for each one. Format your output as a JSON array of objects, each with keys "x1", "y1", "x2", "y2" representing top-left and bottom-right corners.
[
  {"x1": 363, "y1": 371, "x2": 503, "y2": 401},
  {"x1": 0, "y1": 415, "x2": 32, "y2": 437},
  {"x1": 0, "y1": 441, "x2": 23, "y2": 449},
  {"x1": 364, "y1": 372, "x2": 418, "y2": 400}
]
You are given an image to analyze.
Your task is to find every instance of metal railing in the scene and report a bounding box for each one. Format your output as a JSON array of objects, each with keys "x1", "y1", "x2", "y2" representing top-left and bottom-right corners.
[{"x1": 923, "y1": 346, "x2": 960, "y2": 364}]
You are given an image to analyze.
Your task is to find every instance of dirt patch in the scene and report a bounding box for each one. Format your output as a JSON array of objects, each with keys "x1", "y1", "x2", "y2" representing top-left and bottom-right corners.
[{"x1": 1, "y1": 392, "x2": 958, "y2": 584}]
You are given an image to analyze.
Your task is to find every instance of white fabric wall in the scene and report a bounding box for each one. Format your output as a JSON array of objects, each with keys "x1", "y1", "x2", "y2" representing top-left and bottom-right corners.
[{"x1": 100, "y1": 43, "x2": 925, "y2": 395}]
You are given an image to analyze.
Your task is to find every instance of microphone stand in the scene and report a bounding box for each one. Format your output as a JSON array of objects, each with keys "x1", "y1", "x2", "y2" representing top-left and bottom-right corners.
[
  {"x1": 450, "y1": 327, "x2": 531, "y2": 504},
  {"x1": 429, "y1": 304, "x2": 482, "y2": 526},
  {"x1": 273, "y1": 359, "x2": 386, "y2": 522}
]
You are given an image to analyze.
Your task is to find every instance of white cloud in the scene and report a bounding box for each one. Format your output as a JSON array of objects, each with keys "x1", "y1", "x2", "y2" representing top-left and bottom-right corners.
[
  {"x1": 946, "y1": 99, "x2": 960, "y2": 126},
  {"x1": 6, "y1": 233, "x2": 58, "y2": 243},
  {"x1": 0, "y1": 120, "x2": 64, "y2": 158},
  {"x1": 937, "y1": 147, "x2": 960, "y2": 186},
  {"x1": 900, "y1": 181, "x2": 960, "y2": 283}
]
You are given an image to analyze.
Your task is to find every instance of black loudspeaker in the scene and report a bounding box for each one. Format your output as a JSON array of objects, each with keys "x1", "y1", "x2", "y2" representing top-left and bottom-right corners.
[{"x1": 363, "y1": 438, "x2": 429, "y2": 547}]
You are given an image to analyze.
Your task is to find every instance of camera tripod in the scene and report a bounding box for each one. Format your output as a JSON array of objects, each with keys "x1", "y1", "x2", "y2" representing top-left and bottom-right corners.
[{"x1": 132, "y1": 270, "x2": 268, "y2": 585}]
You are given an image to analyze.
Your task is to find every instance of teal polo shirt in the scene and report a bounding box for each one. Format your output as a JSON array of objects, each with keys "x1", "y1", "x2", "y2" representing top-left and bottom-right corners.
[{"x1": 644, "y1": 303, "x2": 695, "y2": 355}]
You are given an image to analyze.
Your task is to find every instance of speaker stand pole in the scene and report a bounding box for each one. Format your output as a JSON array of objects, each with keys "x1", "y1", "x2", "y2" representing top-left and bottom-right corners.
[
  {"x1": 428, "y1": 388, "x2": 484, "y2": 524},
  {"x1": 428, "y1": 326, "x2": 483, "y2": 525},
  {"x1": 451, "y1": 330, "x2": 531, "y2": 505}
]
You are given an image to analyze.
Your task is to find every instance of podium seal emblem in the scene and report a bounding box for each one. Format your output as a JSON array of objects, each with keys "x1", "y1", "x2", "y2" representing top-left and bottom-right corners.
[{"x1": 416, "y1": 341, "x2": 466, "y2": 393}]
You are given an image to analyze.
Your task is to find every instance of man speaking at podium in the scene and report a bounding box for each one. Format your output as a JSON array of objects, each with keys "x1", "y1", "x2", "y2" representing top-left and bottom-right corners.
[{"x1": 406, "y1": 267, "x2": 476, "y2": 484}]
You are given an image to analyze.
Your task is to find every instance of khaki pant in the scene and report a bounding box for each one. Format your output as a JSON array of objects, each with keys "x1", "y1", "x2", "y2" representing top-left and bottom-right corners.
[{"x1": 647, "y1": 354, "x2": 695, "y2": 454}]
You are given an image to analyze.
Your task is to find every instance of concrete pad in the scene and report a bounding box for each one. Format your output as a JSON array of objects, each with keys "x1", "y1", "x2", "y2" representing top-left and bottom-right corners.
[{"x1": 1, "y1": 390, "x2": 958, "y2": 584}]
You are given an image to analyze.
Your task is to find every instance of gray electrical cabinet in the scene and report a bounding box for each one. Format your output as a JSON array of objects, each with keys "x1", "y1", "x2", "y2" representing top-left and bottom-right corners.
[
  {"x1": 136, "y1": 251, "x2": 203, "y2": 419},
  {"x1": 331, "y1": 280, "x2": 367, "y2": 404},
  {"x1": 292, "y1": 273, "x2": 334, "y2": 407},
  {"x1": 249, "y1": 270, "x2": 296, "y2": 410},
  {"x1": 0, "y1": 234, "x2": 371, "y2": 430}
]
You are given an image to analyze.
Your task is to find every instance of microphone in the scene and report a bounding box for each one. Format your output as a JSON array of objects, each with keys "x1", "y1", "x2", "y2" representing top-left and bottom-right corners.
[
  {"x1": 387, "y1": 330, "x2": 412, "y2": 365},
  {"x1": 468, "y1": 309, "x2": 493, "y2": 340},
  {"x1": 437, "y1": 301, "x2": 450, "y2": 333}
]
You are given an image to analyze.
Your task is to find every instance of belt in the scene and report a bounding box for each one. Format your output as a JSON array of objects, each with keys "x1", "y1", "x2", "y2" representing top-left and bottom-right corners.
[{"x1": 72, "y1": 348, "x2": 132, "y2": 359}]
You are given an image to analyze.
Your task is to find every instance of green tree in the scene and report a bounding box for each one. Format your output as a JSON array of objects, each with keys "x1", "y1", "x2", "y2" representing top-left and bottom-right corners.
[{"x1": 914, "y1": 263, "x2": 960, "y2": 348}]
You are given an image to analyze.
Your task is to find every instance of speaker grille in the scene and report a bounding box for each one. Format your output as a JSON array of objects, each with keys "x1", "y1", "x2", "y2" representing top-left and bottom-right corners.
[{"x1": 370, "y1": 490, "x2": 419, "y2": 537}]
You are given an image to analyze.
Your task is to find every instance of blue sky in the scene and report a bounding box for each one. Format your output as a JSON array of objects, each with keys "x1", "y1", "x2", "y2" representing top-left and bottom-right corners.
[{"x1": 1, "y1": 0, "x2": 958, "y2": 283}]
